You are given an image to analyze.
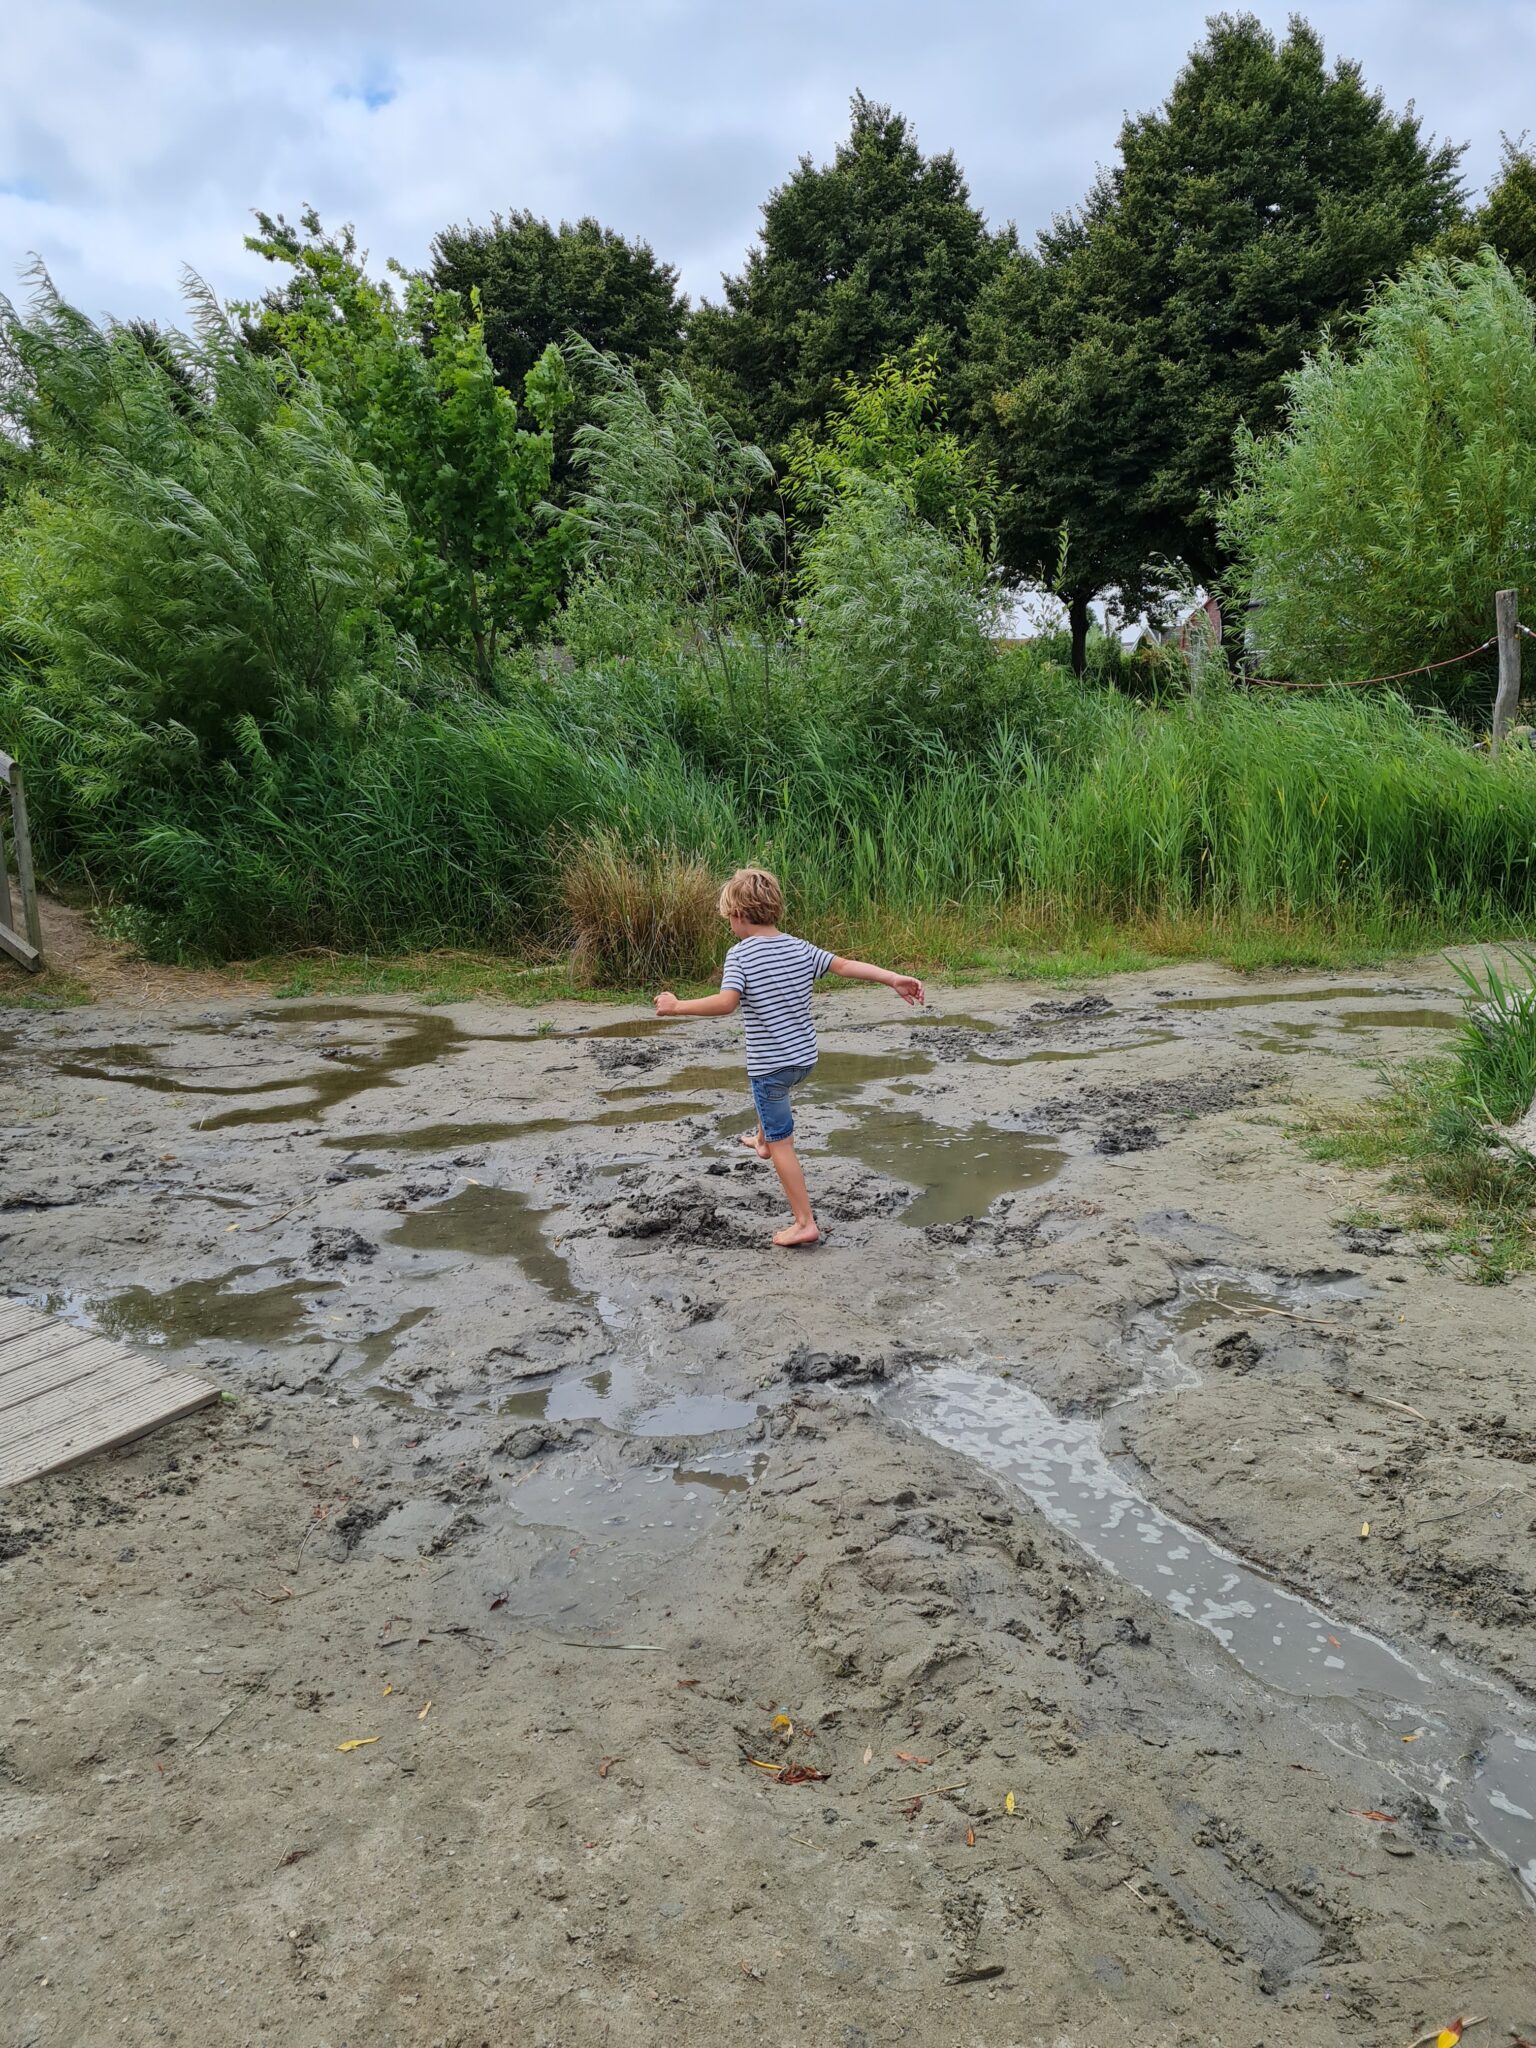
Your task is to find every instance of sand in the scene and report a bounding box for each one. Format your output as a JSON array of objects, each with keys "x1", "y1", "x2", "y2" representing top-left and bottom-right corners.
[{"x1": 2, "y1": 958, "x2": 1533, "y2": 2047}]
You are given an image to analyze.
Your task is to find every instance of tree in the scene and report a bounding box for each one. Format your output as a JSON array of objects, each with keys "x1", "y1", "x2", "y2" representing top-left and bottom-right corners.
[
  {"x1": 687, "y1": 93, "x2": 1001, "y2": 457},
  {"x1": 1440, "y1": 136, "x2": 1536, "y2": 281},
  {"x1": 242, "y1": 209, "x2": 572, "y2": 680},
  {"x1": 966, "y1": 13, "x2": 1465, "y2": 662},
  {"x1": 962, "y1": 206, "x2": 1181, "y2": 673},
  {"x1": 1218, "y1": 253, "x2": 1536, "y2": 697},
  {"x1": 429, "y1": 210, "x2": 686, "y2": 393}
]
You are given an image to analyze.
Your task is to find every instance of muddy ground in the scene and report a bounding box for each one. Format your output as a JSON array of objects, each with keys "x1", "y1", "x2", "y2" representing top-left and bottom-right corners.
[{"x1": 2, "y1": 956, "x2": 1534, "y2": 2047}]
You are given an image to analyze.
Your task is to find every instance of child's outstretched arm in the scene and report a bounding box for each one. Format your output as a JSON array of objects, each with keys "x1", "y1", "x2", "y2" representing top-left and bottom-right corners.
[
  {"x1": 654, "y1": 989, "x2": 742, "y2": 1018},
  {"x1": 829, "y1": 956, "x2": 925, "y2": 1006}
]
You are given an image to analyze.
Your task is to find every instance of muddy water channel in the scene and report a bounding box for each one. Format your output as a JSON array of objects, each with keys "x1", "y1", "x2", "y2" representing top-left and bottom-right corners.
[{"x1": 881, "y1": 1264, "x2": 1536, "y2": 1902}]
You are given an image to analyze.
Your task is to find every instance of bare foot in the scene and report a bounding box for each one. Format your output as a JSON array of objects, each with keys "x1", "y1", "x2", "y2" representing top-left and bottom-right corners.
[
  {"x1": 772, "y1": 1221, "x2": 820, "y2": 1249},
  {"x1": 738, "y1": 1132, "x2": 770, "y2": 1159}
]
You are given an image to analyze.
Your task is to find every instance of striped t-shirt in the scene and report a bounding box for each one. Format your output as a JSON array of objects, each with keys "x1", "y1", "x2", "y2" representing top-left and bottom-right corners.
[{"x1": 721, "y1": 932, "x2": 836, "y2": 1076}]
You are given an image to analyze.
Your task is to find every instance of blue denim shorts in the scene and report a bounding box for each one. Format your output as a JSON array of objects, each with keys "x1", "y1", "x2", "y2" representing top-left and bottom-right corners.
[{"x1": 750, "y1": 1062, "x2": 814, "y2": 1144}]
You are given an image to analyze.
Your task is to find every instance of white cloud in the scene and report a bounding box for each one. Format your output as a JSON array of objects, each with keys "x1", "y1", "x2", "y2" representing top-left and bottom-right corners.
[{"x1": 1, "y1": 0, "x2": 1530, "y2": 329}]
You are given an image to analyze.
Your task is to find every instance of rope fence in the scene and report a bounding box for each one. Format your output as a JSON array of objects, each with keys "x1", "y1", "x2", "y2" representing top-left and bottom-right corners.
[{"x1": 1244, "y1": 639, "x2": 1496, "y2": 693}]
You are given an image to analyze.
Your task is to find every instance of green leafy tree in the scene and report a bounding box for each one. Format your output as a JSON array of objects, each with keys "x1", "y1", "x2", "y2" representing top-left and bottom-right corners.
[
  {"x1": 0, "y1": 271, "x2": 404, "y2": 805},
  {"x1": 1218, "y1": 253, "x2": 1536, "y2": 696},
  {"x1": 243, "y1": 209, "x2": 572, "y2": 680},
  {"x1": 785, "y1": 352, "x2": 998, "y2": 547},
  {"x1": 687, "y1": 93, "x2": 1001, "y2": 456},
  {"x1": 429, "y1": 210, "x2": 686, "y2": 393},
  {"x1": 966, "y1": 13, "x2": 1464, "y2": 664}
]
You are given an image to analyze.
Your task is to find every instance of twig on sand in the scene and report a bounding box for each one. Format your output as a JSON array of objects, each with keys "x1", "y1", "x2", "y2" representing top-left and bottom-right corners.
[
  {"x1": 192, "y1": 1678, "x2": 266, "y2": 1752},
  {"x1": 1406, "y1": 2021, "x2": 1485, "y2": 2048},
  {"x1": 1206, "y1": 1297, "x2": 1340, "y2": 1331},
  {"x1": 1347, "y1": 1390, "x2": 1434, "y2": 1426},
  {"x1": 557, "y1": 1640, "x2": 664, "y2": 1652}
]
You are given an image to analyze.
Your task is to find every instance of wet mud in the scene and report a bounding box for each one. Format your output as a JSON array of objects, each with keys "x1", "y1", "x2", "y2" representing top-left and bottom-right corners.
[{"x1": 3, "y1": 960, "x2": 1535, "y2": 2046}]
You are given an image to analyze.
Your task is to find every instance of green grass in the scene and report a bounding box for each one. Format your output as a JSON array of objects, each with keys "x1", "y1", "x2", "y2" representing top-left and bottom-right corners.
[
  {"x1": 15, "y1": 654, "x2": 1536, "y2": 975},
  {"x1": 0, "y1": 965, "x2": 93, "y2": 1010},
  {"x1": 1300, "y1": 1051, "x2": 1536, "y2": 1283}
]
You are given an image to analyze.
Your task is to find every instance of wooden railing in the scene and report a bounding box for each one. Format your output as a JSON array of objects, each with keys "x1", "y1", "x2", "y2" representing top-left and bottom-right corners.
[{"x1": 0, "y1": 751, "x2": 43, "y2": 972}]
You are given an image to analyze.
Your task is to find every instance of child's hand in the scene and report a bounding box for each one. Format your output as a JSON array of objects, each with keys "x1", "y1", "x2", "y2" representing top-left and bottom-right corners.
[
  {"x1": 892, "y1": 975, "x2": 925, "y2": 1007},
  {"x1": 654, "y1": 991, "x2": 680, "y2": 1016}
]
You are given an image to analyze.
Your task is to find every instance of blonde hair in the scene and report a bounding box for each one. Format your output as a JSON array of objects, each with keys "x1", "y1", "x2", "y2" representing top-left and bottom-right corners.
[{"x1": 718, "y1": 866, "x2": 785, "y2": 925}]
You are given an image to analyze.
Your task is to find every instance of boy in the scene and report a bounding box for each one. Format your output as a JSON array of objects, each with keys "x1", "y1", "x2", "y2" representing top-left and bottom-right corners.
[{"x1": 654, "y1": 866, "x2": 924, "y2": 1248}]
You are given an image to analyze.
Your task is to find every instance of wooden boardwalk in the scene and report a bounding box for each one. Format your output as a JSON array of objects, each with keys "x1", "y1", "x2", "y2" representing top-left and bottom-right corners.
[{"x1": 0, "y1": 1297, "x2": 217, "y2": 1488}]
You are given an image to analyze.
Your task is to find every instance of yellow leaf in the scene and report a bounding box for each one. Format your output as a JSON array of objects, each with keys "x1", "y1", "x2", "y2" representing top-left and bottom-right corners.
[
  {"x1": 337, "y1": 1738, "x2": 378, "y2": 1753},
  {"x1": 1004, "y1": 1791, "x2": 1016, "y2": 1816},
  {"x1": 382, "y1": 1684, "x2": 394, "y2": 1697},
  {"x1": 1360, "y1": 1521, "x2": 1371, "y2": 1538},
  {"x1": 771, "y1": 1714, "x2": 792, "y2": 1731},
  {"x1": 417, "y1": 1700, "x2": 432, "y2": 1721},
  {"x1": 225, "y1": 1223, "x2": 239, "y2": 1233},
  {"x1": 1402, "y1": 1729, "x2": 1422, "y2": 1743}
]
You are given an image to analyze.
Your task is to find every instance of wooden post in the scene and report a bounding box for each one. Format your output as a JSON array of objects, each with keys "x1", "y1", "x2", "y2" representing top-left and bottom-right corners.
[
  {"x1": 7, "y1": 759, "x2": 43, "y2": 959},
  {"x1": 0, "y1": 749, "x2": 42, "y2": 972},
  {"x1": 1492, "y1": 588, "x2": 1522, "y2": 755}
]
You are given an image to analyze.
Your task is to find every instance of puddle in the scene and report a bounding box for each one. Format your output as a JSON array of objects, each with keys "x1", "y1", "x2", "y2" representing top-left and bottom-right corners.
[
  {"x1": 977, "y1": 1031, "x2": 1181, "y2": 1068},
  {"x1": 345, "y1": 1306, "x2": 433, "y2": 1374},
  {"x1": 878, "y1": 1267, "x2": 1536, "y2": 1901},
  {"x1": 1242, "y1": 1008, "x2": 1461, "y2": 1055},
  {"x1": 59, "y1": 1005, "x2": 467, "y2": 1130},
  {"x1": 1160, "y1": 985, "x2": 1398, "y2": 1012},
  {"x1": 497, "y1": 1363, "x2": 761, "y2": 1437},
  {"x1": 602, "y1": 1048, "x2": 933, "y2": 1105},
  {"x1": 387, "y1": 1184, "x2": 581, "y2": 1302},
  {"x1": 91, "y1": 1264, "x2": 342, "y2": 1347},
  {"x1": 820, "y1": 1109, "x2": 1066, "y2": 1225},
  {"x1": 1158, "y1": 1266, "x2": 1368, "y2": 1338},
  {"x1": 503, "y1": 1444, "x2": 765, "y2": 1628},
  {"x1": 330, "y1": 1100, "x2": 718, "y2": 1155},
  {"x1": 1338, "y1": 1007, "x2": 1460, "y2": 1033}
]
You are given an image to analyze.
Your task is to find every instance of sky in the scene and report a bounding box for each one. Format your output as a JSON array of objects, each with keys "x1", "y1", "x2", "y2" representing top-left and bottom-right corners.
[{"x1": 2, "y1": 0, "x2": 1532, "y2": 330}]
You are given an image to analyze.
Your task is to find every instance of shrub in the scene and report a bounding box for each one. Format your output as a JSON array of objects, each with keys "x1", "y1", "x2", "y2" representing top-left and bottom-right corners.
[
  {"x1": 798, "y1": 477, "x2": 1001, "y2": 746},
  {"x1": 1220, "y1": 253, "x2": 1536, "y2": 705},
  {"x1": 1450, "y1": 949, "x2": 1536, "y2": 1126},
  {"x1": 560, "y1": 831, "x2": 722, "y2": 986}
]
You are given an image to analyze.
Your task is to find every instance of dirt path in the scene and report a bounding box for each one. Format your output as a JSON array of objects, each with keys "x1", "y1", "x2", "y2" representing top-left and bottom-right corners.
[{"x1": 2, "y1": 964, "x2": 1533, "y2": 2046}]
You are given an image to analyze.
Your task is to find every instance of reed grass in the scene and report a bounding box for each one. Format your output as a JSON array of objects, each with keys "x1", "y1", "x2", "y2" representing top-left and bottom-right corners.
[{"x1": 16, "y1": 662, "x2": 1536, "y2": 970}]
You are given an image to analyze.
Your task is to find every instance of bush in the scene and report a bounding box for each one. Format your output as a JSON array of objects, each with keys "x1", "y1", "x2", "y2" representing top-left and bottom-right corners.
[
  {"x1": 798, "y1": 478, "x2": 1000, "y2": 746},
  {"x1": 1450, "y1": 949, "x2": 1536, "y2": 1125},
  {"x1": 560, "y1": 832, "x2": 722, "y2": 985}
]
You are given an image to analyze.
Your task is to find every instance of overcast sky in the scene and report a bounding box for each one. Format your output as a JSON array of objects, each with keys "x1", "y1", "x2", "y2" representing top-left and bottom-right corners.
[{"x1": 2, "y1": 1, "x2": 1531, "y2": 329}]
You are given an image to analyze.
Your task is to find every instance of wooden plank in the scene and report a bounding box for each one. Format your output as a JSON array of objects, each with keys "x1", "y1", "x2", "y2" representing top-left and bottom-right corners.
[
  {"x1": 0, "y1": 1301, "x2": 47, "y2": 1345},
  {"x1": 6, "y1": 760, "x2": 43, "y2": 960},
  {"x1": 0, "y1": 921, "x2": 41, "y2": 972},
  {"x1": 1, "y1": 1351, "x2": 197, "y2": 1446},
  {"x1": 0, "y1": 810, "x2": 13, "y2": 935},
  {"x1": 0, "y1": 1324, "x2": 101, "y2": 1378},
  {"x1": 0, "y1": 1378, "x2": 217, "y2": 1488},
  {"x1": 0, "y1": 1339, "x2": 165, "y2": 1414}
]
